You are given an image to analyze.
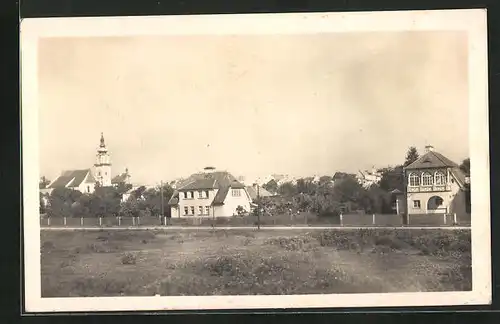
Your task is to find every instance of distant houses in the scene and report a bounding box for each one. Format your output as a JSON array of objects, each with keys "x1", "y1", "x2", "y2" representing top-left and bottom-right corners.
[
  {"x1": 167, "y1": 167, "x2": 253, "y2": 218},
  {"x1": 357, "y1": 167, "x2": 383, "y2": 188}
]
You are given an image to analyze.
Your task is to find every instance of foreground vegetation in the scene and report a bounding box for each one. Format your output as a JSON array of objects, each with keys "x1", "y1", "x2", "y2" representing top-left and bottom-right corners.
[{"x1": 41, "y1": 228, "x2": 471, "y2": 297}]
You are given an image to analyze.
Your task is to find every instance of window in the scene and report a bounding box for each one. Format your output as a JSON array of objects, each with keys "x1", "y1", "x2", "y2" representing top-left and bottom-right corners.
[
  {"x1": 205, "y1": 190, "x2": 209, "y2": 198},
  {"x1": 198, "y1": 206, "x2": 203, "y2": 215},
  {"x1": 232, "y1": 189, "x2": 241, "y2": 197},
  {"x1": 190, "y1": 206, "x2": 195, "y2": 215},
  {"x1": 409, "y1": 172, "x2": 420, "y2": 186},
  {"x1": 98, "y1": 171, "x2": 101, "y2": 176},
  {"x1": 190, "y1": 191, "x2": 194, "y2": 199},
  {"x1": 422, "y1": 172, "x2": 433, "y2": 186},
  {"x1": 205, "y1": 206, "x2": 210, "y2": 215},
  {"x1": 198, "y1": 191, "x2": 203, "y2": 198},
  {"x1": 87, "y1": 186, "x2": 90, "y2": 193},
  {"x1": 413, "y1": 200, "x2": 421, "y2": 209},
  {"x1": 105, "y1": 172, "x2": 107, "y2": 175},
  {"x1": 434, "y1": 171, "x2": 447, "y2": 185},
  {"x1": 184, "y1": 207, "x2": 189, "y2": 215}
]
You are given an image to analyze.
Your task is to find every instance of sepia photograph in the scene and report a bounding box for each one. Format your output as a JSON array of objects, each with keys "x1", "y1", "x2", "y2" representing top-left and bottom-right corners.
[{"x1": 21, "y1": 9, "x2": 490, "y2": 312}]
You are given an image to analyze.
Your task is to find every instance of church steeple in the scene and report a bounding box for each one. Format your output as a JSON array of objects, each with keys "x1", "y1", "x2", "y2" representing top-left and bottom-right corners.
[
  {"x1": 100, "y1": 132, "x2": 106, "y2": 148},
  {"x1": 94, "y1": 132, "x2": 112, "y2": 186}
]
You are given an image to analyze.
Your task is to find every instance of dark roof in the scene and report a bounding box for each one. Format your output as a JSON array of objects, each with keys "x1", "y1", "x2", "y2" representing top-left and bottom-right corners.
[
  {"x1": 179, "y1": 178, "x2": 217, "y2": 190},
  {"x1": 47, "y1": 169, "x2": 94, "y2": 189},
  {"x1": 404, "y1": 150, "x2": 459, "y2": 170},
  {"x1": 177, "y1": 171, "x2": 243, "y2": 190},
  {"x1": 212, "y1": 187, "x2": 229, "y2": 206},
  {"x1": 111, "y1": 173, "x2": 129, "y2": 184}
]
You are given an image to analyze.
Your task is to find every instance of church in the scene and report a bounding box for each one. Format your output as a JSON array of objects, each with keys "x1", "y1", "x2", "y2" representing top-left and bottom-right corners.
[{"x1": 43, "y1": 133, "x2": 130, "y2": 194}]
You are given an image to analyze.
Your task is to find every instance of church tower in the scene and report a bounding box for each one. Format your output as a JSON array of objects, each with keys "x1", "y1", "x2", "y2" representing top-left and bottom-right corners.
[{"x1": 94, "y1": 132, "x2": 112, "y2": 187}]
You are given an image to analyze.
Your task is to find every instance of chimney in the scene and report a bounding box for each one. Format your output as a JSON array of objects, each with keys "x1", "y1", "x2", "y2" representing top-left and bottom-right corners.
[
  {"x1": 203, "y1": 166, "x2": 216, "y2": 174},
  {"x1": 425, "y1": 145, "x2": 434, "y2": 153}
]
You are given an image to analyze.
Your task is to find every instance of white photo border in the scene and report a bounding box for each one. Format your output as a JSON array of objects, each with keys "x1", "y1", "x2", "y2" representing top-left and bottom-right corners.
[{"x1": 21, "y1": 9, "x2": 491, "y2": 313}]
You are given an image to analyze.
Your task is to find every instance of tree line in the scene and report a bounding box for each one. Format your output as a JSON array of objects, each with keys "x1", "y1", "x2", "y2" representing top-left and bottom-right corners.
[{"x1": 40, "y1": 181, "x2": 175, "y2": 218}]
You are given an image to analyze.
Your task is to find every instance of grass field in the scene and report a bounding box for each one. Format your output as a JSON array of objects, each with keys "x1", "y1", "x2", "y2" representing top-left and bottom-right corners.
[{"x1": 41, "y1": 228, "x2": 472, "y2": 297}]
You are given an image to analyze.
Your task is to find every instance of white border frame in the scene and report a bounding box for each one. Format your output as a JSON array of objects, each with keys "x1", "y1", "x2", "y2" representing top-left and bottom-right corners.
[{"x1": 21, "y1": 9, "x2": 491, "y2": 313}]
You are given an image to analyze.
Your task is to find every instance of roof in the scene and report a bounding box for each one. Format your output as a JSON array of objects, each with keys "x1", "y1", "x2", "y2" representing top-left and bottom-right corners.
[
  {"x1": 111, "y1": 173, "x2": 129, "y2": 184},
  {"x1": 168, "y1": 170, "x2": 247, "y2": 206},
  {"x1": 212, "y1": 187, "x2": 230, "y2": 206},
  {"x1": 333, "y1": 172, "x2": 357, "y2": 180},
  {"x1": 47, "y1": 169, "x2": 94, "y2": 189},
  {"x1": 404, "y1": 150, "x2": 459, "y2": 170},
  {"x1": 450, "y1": 167, "x2": 467, "y2": 187},
  {"x1": 245, "y1": 186, "x2": 274, "y2": 200}
]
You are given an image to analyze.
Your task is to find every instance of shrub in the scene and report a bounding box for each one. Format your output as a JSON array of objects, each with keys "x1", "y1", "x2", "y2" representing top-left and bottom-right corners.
[{"x1": 121, "y1": 252, "x2": 137, "y2": 265}]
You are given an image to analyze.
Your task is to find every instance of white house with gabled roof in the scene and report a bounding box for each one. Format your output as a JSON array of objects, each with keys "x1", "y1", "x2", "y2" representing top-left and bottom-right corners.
[{"x1": 167, "y1": 167, "x2": 253, "y2": 218}]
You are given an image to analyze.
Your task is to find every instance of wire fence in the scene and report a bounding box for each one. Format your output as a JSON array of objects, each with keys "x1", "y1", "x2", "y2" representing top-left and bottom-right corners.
[{"x1": 39, "y1": 212, "x2": 471, "y2": 228}]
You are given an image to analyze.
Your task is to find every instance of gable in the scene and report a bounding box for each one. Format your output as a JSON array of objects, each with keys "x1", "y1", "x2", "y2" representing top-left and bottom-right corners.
[{"x1": 405, "y1": 151, "x2": 459, "y2": 170}]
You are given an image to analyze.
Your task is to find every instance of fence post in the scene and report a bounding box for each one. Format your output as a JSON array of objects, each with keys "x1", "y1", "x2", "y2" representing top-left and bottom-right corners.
[
  {"x1": 372, "y1": 214, "x2": 375, "y2": 225},
  {"x1": 340, "y1": 213, "x2": 343, "y2": 226},
  {"x1": 164, "y1": 216, "x2": 167, "y2": 226},
  {"x1": 454, "y1": 213, "x2": 457, "y2": 225},
  {"x1": 80, "y1": 217, "x2": 84, "y2": 226},
  {"x1": 99, "y1": 217, "x2": 102, "y2": 227},
  {"x1": 133, "y1": 217, "x2": 136, "y2": 226},
  {"x1": 407, "y1": 214, "x2": 410, "y2": 226},
  {"x1": 443, "y1": 213, "x2": 446, "y2": 225},
  {"x1": 118, "y1": 217, "x2": 121, "y2": 226},
  {"x1": 137, "y1": 217, "x2": 140, "y2": 226},
  {"x1": 47, "y1": 217, "x2": 50, "y2": 226},
  {"x1": 64, "y1": 217, "x2": 67, "y2": 226}
]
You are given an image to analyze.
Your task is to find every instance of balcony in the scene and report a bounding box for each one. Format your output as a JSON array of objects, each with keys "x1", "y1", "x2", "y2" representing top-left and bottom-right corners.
[{"x1": 407, "y1": 184, "x2": 451, "y2": 193}]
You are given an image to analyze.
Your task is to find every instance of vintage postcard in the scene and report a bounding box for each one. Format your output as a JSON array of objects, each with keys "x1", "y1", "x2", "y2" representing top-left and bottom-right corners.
[{"x1": 21, "y1": 9, "x2": 490, "y2": 313}]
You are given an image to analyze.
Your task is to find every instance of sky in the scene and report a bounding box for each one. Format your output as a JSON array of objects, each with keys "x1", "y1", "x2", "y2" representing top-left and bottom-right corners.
[{"x1": 38, "y1": 32, "x2": 469, "y2": 185}]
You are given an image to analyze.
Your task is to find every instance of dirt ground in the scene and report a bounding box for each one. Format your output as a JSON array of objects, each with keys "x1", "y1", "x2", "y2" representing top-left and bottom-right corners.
[{"x1": 40, "y1": 228, "x2": 472, "y2": 297}]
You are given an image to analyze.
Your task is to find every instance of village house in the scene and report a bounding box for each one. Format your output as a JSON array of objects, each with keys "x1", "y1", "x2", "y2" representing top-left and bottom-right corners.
[
  {"x1": 245, "y1": 184, "x2": 275, "y2": 201},
  {"x1": 43, "y1": 133, "x2": 131, "y2": 195},
  {"x1": 167, "y1": 167, "x2": 253, "y2": 218},
  {"x1": 398, "y1": 145, "x2": 470, "y2": 217},
  {"x1": 357, "y1": 167, "x2": 383, "y2": 188}
]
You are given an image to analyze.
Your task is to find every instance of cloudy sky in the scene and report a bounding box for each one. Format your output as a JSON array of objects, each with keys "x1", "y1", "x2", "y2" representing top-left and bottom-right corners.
[{"x1": 38, "y1": 32, "x2": 469, "y2": 185}]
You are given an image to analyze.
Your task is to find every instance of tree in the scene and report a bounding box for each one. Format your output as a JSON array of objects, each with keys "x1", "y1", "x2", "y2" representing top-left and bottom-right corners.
[
  {"x1": 39, "y1": 176, "x2": 51, "y2": 189},
  {"x1": 115, "y1": 181, "x2": 133, "y2": 197},
  {"x1": 262, "y1": 179, "x2": 278, "y2": 194},
  {"x1": 278, "y1": 181, "x2": 298, "y2": 197},
  {"x1": 319, "y1": 175, "x2": 333, "y2": 186},
  {"x1": 296, "y1": 178, "x2": 317, "y2": 195},
  {"x1": 460, "y1": 158, "x2": 470, "y2": 176},
  {"x1": 39, "y1": 192, "x2": 48, "y2": 214},
  {"x1": 404, "y1": 146, "x2": 420, "y2": 167},
  {"x1": 47, "y1": 187, "x2": 83, "y2": 218},
  {"x1": 378, "y1": 165, "x2": 404, "y2": 192}
]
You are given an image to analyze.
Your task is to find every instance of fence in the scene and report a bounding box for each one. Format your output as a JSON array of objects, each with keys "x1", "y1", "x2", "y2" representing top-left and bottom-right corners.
[{"x1": 39, "y1": 212, "x2": 471, "y2": 228}]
